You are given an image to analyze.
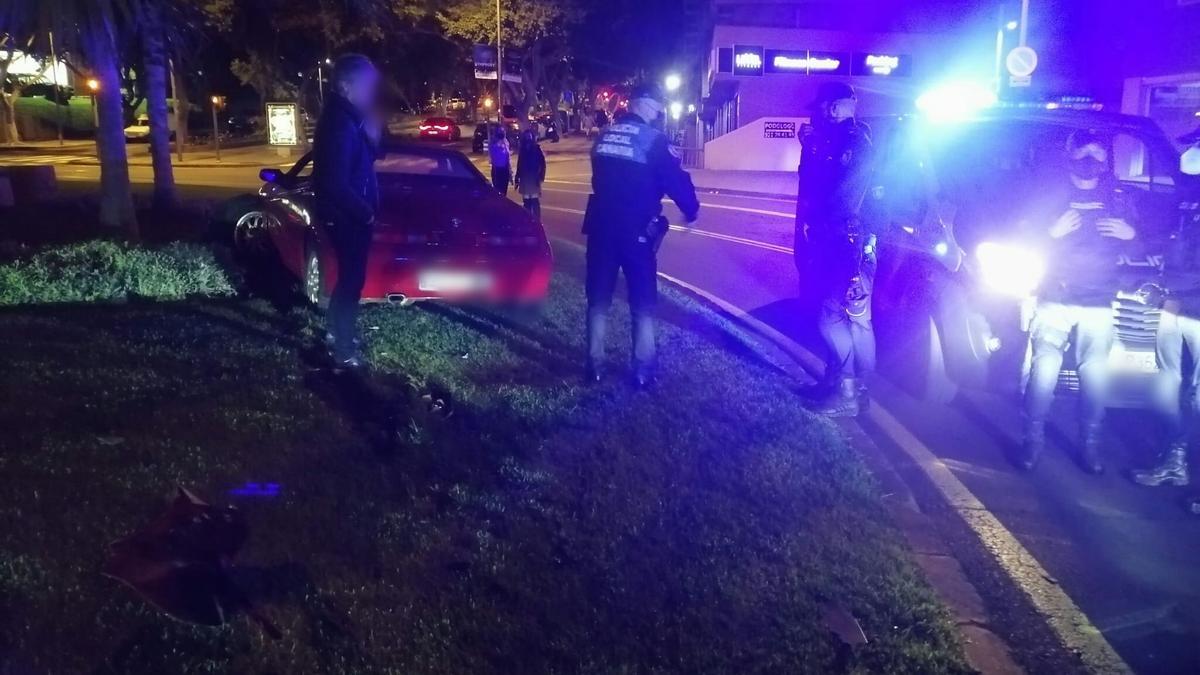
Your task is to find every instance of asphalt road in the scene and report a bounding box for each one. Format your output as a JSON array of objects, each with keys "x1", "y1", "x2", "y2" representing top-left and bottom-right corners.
[{"x1": 27, "y1": 147, "x2": 1200, "y2": 673}]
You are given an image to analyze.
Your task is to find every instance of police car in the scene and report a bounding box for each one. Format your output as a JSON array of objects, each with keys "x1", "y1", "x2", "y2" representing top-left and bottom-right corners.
[{"x1": 870, "y1": 89, "x2": 1198, "y2": 405}]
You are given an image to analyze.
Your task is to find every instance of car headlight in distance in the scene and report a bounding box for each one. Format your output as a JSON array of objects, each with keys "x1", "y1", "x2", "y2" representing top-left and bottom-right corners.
[{"x1": 975, "y1": 241, "x2": 1044, "y2": 298}]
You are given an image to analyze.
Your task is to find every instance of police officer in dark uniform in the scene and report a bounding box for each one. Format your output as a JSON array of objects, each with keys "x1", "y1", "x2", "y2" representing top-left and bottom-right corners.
[
  {"x1": 584, "y1": 84, "x2": 700, "y2": 387},
  {"x1": 796, "y1": 82, "x2": 876, "y2": 416},
  {"x1": 1131, "y1": 125, "x2": 1200, "y2": 511}
]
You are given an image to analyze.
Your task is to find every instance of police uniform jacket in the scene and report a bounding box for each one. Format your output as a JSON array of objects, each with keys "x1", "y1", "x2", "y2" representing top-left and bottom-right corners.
[
  {"x1": 586, "y1": 112, "x2": 700, "y2": 240},
  {"x1": 798, "y1": 118, "x2": 873, "y2": 235}
]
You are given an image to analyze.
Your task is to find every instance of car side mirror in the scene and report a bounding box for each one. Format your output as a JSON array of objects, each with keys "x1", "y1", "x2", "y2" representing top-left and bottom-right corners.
[{"x1": 259, "y1": 168, "x2": 283, "y2": 183}]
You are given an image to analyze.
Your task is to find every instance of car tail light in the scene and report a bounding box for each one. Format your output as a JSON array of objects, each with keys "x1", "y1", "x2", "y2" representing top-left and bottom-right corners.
[
  {"x1": 419, "y1": 124, "x2": 431, "y2": 131},
  {"x1": 434, "y1": 125, "x2": 450, "y2": 131}
]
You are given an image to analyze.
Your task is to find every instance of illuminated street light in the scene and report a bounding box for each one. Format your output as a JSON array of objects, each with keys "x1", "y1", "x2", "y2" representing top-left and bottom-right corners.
[
  {"x1": 86, "y1": 78, "x2": 99, "y2": 92},
  {"x1": 1005, "y1": 20, "x2": 1019, "y2": 30},
  {"x1": 664, "y1": 73, "x2": 682, "y2": 92},
  {"x1": 687, "y1": 103, "x2": 696, "y2": 113},
  {"x1": 669, "y1": 101, "x2": 683, "y2": 120},
  {"x1": 483, "y1": 96, "x2": 494, "y2": 108}
]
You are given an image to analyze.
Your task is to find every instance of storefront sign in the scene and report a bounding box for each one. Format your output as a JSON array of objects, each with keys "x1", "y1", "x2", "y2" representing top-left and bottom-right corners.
[
  {"x1": 763, "y1": 121, "x2": 796, "y2": 139},
  {"x1": 733, "y1": 45, "x2": 764, "y2": 76},
  {"x1": 852, "y1": 53, "x2": 911, "y2": 77},
  {"x1": 266, "y1": 102, "x2": 298, "y2": 146},
  {"x1": 764, "y1": 50, "x2": 849, "y2": 75}
]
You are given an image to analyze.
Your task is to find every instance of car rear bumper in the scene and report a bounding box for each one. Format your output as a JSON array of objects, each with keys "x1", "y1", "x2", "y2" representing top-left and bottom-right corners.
[{"x1": 359, "y1": 247, "x2": 553, "y2": 304}]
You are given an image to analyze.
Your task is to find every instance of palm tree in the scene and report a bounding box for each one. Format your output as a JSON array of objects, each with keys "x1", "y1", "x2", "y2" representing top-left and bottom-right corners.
[{"x1": 6, "y1": 0, "x2": 138, "y2": 235}]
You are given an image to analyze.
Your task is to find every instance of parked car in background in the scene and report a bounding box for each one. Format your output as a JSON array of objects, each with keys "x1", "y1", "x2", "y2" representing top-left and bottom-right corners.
[
  {"x1": 234, "y1": 143, "x2": 553, "y2": 306},
  {"x1": 124, "y1": 113, "x2": 176, "y2": 142},
  {"x1": 226, "y1": 115, "x2": 262, "y2": 137},
  {"x1": 418, "y1": 117, "x2": 462, "y2": 141}
]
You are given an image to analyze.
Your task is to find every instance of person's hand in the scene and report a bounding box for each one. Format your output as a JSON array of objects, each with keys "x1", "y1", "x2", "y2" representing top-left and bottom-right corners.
[
  {"x1": 1048, "y1": 209, "x2": 1082, "y2": 238},
  {"x1": 798, "y1": 123, "x2": 814, "y2": 144},
  {"x1": 1098, "y1": 217, "x2": 1135, "y2": 241}
]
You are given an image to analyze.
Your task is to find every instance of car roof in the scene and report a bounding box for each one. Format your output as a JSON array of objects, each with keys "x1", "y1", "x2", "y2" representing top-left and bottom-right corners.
[{"x1": 877, "y1": 106, "x2": 1168, "y2": 137}]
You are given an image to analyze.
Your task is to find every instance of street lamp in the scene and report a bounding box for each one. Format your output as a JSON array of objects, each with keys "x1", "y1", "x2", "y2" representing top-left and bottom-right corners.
[
  {"x1": 210, "y1": 95, "x2": 225, "y2": 161},
  {"x1": 669, "y1": 101, "x2": 683, "y2": 120},
  {"x1": 86, "y1": 78, "x2": 100, "y2": 136},
  {"x1": 664, "y1": 73, "x2": 682, "y2": 93}
]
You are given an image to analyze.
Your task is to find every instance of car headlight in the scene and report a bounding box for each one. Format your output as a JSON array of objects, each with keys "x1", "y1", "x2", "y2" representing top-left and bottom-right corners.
[{"x1": 975, "y1": 241, "x2": 1044, "y2": 298}]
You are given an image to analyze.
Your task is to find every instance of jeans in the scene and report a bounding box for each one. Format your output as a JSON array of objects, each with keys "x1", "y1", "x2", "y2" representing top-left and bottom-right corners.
[
  {"x1": 1024, "y1": 301, "x2": 1113, "y2": 424},
  {"x1": 811, "y1": 235, "x2": 876, "y2": 381},
  {"x1": 586, "y1": 233, "x2": 657, "y2": 370},
  {"x1": 492, "y1": 166, "x2": 511, "y2": 196},
  {"x1": 327, "y1": 222, "x2": 372, "y2": 361},
  {"x1": 523, "y1": 197, "x2": 541, "y2": 221}
]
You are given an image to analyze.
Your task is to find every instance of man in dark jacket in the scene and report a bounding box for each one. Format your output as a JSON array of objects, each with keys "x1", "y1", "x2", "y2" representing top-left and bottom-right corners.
[
  {"x1": 1019, "y1": 129, "x2": 1138, "y2": 473},
  {"x1": 313, "y1": 53, "x2": 380, "y2": 368},
  {"x1": 584, "y1": 84, "x2": 700, "y2": 387},
  {"x1": 797, "y1": 82, "x2": 876, "y2": 417}
]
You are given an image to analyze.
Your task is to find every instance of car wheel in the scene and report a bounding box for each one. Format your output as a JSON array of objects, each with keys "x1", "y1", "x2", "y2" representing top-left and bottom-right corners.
[
  {"x1": 232, "y1": 210, "x2": 273, "y2": 253},
  {"x1": 304, "y1": 246, "x2": 330, "y2": 310}
]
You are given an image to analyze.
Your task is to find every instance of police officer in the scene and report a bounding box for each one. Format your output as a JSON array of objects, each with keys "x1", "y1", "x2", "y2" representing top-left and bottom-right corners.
[
  {"x1": 797, "y1": 82, "x2": 876, "y2": 417},
  {"x1": 584, "y1": 84, "x2": 700, "y2": 387},
  {"x1": 1019, "y1": 130, "x2": 1138, "y2": 474},
  {"x1": 1131, "y1": 125, "x2": 1200, "y2": 510}
]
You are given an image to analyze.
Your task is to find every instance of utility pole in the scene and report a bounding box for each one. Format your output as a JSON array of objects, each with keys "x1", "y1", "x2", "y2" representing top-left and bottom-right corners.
[{"x1": 495, "y1": 0, "x2": 502, "y2": 126}]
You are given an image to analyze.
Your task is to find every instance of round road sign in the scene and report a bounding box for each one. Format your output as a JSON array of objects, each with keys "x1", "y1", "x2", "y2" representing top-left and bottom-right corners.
[{"x1": 1006, "y1": 46, "x2": 1038, "y2": 78}]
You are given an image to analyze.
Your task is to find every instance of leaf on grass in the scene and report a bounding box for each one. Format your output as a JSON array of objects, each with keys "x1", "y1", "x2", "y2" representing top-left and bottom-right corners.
[{"x1": 821, "y1": 602, "x2": 868, "y2": 646}]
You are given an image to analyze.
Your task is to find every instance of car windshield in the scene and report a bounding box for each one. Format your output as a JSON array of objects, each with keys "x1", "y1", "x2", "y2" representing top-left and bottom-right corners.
[
  {"x1": 374, "y1": 151, "x2": 480, "y2": 183},
  {"x1": 876, "y1": 118, "x2": 1178, "y2": 250}
]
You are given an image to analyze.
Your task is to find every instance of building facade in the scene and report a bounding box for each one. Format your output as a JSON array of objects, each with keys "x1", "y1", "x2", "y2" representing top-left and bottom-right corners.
[{"x1": 699, "y1": 0, "x2": 991, "y2": 170}]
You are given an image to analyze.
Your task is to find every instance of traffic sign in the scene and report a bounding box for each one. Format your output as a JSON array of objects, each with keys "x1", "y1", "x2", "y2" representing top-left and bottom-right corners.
[
  {"x1": 1006, "y1": 46, "x2": 1038, "y2": 78},
  {"x1": 1009, "y1": 75, "x2": 1031, "y2": 88}
]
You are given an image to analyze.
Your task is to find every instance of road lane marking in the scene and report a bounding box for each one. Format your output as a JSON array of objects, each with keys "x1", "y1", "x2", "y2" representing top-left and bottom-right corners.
[
  {"x1": 542, "y1": 187, "x2": 794, "y2": 219},
  {"x1": 540, "y1": 206, "x2": 793, "y2": 255},
  {"x1": 653, "y1": 273, "x2": 1132, "y2": 675}
]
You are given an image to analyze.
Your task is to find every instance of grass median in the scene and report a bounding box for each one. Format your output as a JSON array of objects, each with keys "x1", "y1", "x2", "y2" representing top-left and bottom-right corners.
[{"x1": 0, "y1": 245, "x2": 968, "y2": 674}]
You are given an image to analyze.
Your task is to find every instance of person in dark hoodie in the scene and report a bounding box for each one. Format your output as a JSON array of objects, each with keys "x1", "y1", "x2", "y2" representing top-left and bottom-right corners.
[
  {"x1": 313, "y1": 53, "x2": 381, "y2": 369},
  {"x1": 515, "y1": 128, "x2": 546, "y2": 220}
]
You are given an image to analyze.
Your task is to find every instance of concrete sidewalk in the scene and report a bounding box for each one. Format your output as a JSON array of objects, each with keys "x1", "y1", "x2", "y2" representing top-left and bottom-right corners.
[{"x1": 688, "y1": 169, "x2": 797, "y2": 200}]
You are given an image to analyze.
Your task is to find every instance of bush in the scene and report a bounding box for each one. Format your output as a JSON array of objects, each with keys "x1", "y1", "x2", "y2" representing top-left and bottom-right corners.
[{"x1": 0, "y1": 240, "x2": 237, "y2": 305}]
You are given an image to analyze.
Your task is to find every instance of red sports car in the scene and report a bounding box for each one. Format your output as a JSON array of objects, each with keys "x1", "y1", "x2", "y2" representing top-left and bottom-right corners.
[
  {"x1": 236, "y1": 143, "x2": 553, "y2": 306},
  {"x1": 417, "y1": 117, "x2": 461, "y2": 141}
]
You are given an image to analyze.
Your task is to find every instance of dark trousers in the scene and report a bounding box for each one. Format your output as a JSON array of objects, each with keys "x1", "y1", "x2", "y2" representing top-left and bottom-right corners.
[
  {"x1": 586, "y1": 234, "x2": 657, "y2": 369},
  {"x1": 492, "y1": 166, "x2": 511, "y2": 196},
  {"x1": 522, "y1": 197, "x2": 541, "y2": 221},
  {"x1": 810, "y1": 235, "x2": 876, "y2": 382},
  {"x1": 327, "y1": 221, "x2": 372, "y2": 360}
]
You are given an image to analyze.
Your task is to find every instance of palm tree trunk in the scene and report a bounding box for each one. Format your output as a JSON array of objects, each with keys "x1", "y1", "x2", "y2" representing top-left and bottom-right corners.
[
  {"x1": 83, "y1": 10, "x2": 138, "y2": 236},
  {"x1": 140, "y1": 7, "x2": 177, "y2": 212},
  {"x1": 0, "y1": 51, "x2": 19, "y2": 144}
]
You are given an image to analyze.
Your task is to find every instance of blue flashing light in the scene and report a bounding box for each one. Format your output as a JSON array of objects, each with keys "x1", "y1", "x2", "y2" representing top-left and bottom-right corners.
[
  {"x1": 934, "y1": 241, "x2": 950, "y2": 257},
  {"x1": 915, "y1": 82, "x2": 997, "y2": 122}
]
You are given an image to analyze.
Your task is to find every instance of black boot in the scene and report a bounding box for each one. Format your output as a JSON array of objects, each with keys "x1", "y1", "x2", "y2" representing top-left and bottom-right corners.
[
  {"x1": 1017, "y1": 419, "x2": 1045, "y2": 472},
  {"x1": 1132, "y1": 442, "x2": 1190, "y2": 487},
  {"x1": 809, "y1": 378, "x2": 860, "y2": 418},
  {"x1": 1079, "y1": 421, "x2": 1105, "y2": 475}
]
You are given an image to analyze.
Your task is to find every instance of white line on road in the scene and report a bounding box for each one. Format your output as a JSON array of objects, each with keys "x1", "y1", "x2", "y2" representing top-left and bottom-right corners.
[
  {"x1": 541, "y1": 186, "x2": 794, "y2": 219},
  {"x1": 540, "y1": 205, "x2": 793, "y2": 255}
]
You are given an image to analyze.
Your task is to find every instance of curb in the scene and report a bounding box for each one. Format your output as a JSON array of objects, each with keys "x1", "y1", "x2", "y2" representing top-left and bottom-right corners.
[
  {"x1": 66, "y1": 159, "x2": 269, "y2": 169},
  {"x1": 694, "y1": 186, "x2": 796, "y2": 201}
]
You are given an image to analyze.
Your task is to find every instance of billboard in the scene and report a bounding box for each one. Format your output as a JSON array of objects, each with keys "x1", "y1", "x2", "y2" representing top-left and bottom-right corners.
[
  {"x1": 473, "y1": 45, "x2": 523, "y2": 83},
  {"x1": 266, "y1": 102, "x2": 299, "y2": 146}
]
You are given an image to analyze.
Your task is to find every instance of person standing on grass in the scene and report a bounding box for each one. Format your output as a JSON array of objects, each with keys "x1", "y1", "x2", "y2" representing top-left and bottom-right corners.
[
  {"x1": 515, "y1": 129, "x2": 546, "y2": 220},
  {"x1": 490, "y1": 127, "x2": 512, "y2": 195},
  {"x1": 583, "y1": 83, "x2": 699, "y2": 388},
  {"x1": 313, "y1": 53, "x2": 381, "y2": 369}
]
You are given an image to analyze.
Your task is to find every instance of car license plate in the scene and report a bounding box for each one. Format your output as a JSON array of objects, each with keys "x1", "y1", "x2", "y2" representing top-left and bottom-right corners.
[
  {"x1": 1108, "y1": 347, "x2": 1159, "y2": 374},
  {"x1": 418, "y1": 270, "x2": 493, "y2": 293}
]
